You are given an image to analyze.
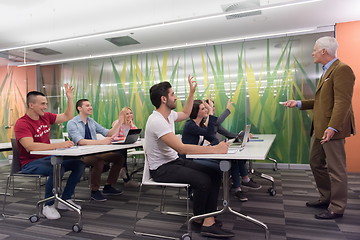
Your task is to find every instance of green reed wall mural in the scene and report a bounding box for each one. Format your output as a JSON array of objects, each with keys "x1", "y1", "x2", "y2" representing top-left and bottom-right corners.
[
  {"x1": 0, "y1": 67, "x2": 30, "y2": 160},
  {"x1": 52, "y1": 32, "x2": 330, "y2": 164}
]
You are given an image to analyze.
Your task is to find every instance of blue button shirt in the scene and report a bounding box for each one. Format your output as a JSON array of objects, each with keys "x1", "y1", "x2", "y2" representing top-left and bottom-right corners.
[{"x1": 67, "y1": 115, "x2": 109, "y2": 145}]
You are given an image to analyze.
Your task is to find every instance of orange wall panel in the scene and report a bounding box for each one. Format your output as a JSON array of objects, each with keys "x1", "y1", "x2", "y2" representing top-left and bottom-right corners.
[{"x1": 336, "y1": 21, "x2": 360, "y2": 172}]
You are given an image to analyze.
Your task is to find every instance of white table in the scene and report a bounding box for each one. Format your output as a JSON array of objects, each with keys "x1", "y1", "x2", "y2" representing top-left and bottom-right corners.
[
  {"x1": 0, "y1": 139, "x2": 67, "y2": 153},
  {"x1": 0, "y1": 142, "x2": 12, "y2": 152},
  {"x1": 30, "y1": 140, "x2": 142, "y2": 232},
  {"x1": 186, "y1": 134, "x2": 276, "y2": 240}
]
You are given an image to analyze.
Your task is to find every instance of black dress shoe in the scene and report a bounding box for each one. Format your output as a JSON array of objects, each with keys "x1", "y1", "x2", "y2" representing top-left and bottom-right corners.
[
  {"x1": 315, "y1": 210, "x2": 343, "y2": 220},
  {"x1": 306, "y1": 200, "x2": 329, "y2": 208},
  {"x1": 200, "y1": 224, "x2": 235, "y2": 238}
]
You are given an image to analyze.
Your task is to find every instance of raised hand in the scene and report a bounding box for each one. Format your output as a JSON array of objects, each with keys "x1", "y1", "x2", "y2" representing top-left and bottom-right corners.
[
  {"x1": 203, "y1": 100, "x2": 213, "y2": 115},
  {"x1": 187, "y1": 74, "x2": 197, "y2": 94},
  {"x1": 64, "y1": 83, "x2": 74, "y2": 100},
  {"x1": 226, "y1": 99, "x2": 233, "y2": 110}
]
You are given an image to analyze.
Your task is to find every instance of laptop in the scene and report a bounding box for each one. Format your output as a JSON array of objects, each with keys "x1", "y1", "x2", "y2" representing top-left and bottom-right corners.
[
  {"x1": 240, "y1": 124, "x2": 251, "y2": 148},
  {"x1": 112, "y1": 129, "x2": 142, "y2": 144},
  {"x1": 230, "y1": 124, "x2": 251, "y2": 149}
]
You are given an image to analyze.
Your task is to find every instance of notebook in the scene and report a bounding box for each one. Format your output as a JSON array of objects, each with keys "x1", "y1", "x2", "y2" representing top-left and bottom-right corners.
[{"x1": 112, "y1": 129, "x2": 142, "y2": 144}]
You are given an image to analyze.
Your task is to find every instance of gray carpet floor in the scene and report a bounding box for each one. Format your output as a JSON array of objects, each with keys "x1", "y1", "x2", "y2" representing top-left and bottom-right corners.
[{"x1": 0, "y1": 163, "x2": 359, "y2": 240}]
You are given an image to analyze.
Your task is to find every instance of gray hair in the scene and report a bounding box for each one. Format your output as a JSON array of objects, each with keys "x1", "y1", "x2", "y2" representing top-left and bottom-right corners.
[{"x1": 315, "y1": 36, "x2": 338, "y2": 57}]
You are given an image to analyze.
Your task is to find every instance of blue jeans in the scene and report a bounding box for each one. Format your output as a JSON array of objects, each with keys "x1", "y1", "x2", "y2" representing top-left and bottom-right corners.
[
  {"x1": 230, "y1": 160, "x2": 248, "y2": 188},
  {"x1": 21, "y1": 156, "x2": 84, "y2": 206}
]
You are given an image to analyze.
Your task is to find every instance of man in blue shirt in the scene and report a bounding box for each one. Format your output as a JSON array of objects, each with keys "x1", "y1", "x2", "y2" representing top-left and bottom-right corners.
[{"x1": 67, "y1": 99, "x2": 125, "y2": 201}]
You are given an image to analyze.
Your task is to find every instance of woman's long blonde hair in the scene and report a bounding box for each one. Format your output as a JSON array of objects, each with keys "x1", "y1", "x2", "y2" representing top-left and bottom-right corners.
[{"x1": 121, "y1": 106, "x2": 134, "y2": 124}]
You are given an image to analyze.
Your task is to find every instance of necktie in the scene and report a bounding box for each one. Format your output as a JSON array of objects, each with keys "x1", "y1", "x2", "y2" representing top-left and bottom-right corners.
[{"x1": 84, "y1": 122, "x2": 92, "y2": 139}]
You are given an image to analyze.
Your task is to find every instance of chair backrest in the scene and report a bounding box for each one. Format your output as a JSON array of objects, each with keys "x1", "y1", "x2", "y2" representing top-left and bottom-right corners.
[
  {"x1": 10, "y1": 138, "x2": 22, "y2": 174},
  {"x1": 140, "y1": 139, "x2": 189, "y2": 188},
  {"x1": 140, "y1": 139, "x2": 152, "y2": 183},
  {"x1": 142, "y1": 154, "x2": 152, "y2": 183}
]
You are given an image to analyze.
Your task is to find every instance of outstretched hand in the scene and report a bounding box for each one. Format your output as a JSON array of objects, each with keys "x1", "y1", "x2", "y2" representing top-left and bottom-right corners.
[
  {"x1": 187, "y1": 74, "x2": 197, "y2": 94},
  {"x1": 281, "y1": 100, "x2": 298, "y2": 108}
]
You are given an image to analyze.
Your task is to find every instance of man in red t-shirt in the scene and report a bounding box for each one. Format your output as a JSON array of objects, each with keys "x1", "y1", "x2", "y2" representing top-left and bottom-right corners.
[{"x1": 14, "y1": 84, "x2": 84, "y2": 220}]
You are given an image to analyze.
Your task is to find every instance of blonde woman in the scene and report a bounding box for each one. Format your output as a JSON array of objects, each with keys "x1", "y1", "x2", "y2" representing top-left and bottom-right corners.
[{"x1": 112, "y1": 107, "x2": 140, "y2": 188}]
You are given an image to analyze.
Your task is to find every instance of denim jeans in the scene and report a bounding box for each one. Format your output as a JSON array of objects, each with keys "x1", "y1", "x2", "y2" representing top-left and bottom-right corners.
[
  {"x1": 21, "y1": 156, "x2": 84, "y2": 206},
  {"x1": 230, "y1": 160, "x2": 248, "y2": 188}
]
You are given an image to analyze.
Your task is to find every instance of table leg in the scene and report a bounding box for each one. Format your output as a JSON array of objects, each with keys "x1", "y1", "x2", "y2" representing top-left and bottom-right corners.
[
  {"x1": 32, "y1": 156, "x2": 82, "y2": 232},
  {"x1": 187, "y1": 160, "x2": 270, "y2": 239}
]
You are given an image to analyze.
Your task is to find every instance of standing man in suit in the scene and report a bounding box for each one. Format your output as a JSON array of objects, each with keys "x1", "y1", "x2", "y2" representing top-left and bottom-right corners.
[{"x1": 282, "y1": 36, "x2": 356, "y2": 219}]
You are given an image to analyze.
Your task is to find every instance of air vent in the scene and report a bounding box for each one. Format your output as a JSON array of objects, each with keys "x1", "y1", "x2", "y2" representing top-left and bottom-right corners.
[
  {"x1": 222, "y1": 0, "x2": 261, "y2": 20},
  {"x1": 105, "y1": 36, "x2": 140, "y2": 47},
  {"x1": 0, "y1": 51, "x2": 36, "y2": 63},
  {"x1": 32, "y1": 47, "x2": 61, "y2": 55}
]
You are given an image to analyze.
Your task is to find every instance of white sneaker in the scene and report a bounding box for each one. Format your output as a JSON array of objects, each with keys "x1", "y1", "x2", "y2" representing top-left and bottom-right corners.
[
  {"x1": 42, "y1": 205, "x2": 61, "y2": 220},
  {"x1": 57, "y1": 199, "x2": 82, "y2": 211}
]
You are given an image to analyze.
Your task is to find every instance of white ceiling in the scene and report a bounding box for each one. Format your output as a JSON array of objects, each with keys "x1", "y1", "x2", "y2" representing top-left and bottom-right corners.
[{"x1": 0, "y1": 0, "x2": 359, "y2": 66}]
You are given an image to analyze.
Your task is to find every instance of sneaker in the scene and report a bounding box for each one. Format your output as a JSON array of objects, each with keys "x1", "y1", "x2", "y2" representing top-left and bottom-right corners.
[
  {"x1": 241, "y1": 178, "x2": 262, "y2": 190},
  {"x1": 91, "y1": 190, "x2": 107, "y2": 201},
  {"x1": 200, "y1": 224, "x2": 235, "y2": 238},
  {"x1": 124, "y1": 180, "x2": 140, "y2": 188},
  {"x1": 42, "y1": 205, "x2": 61, "y2": 220},
  {"x1": 102, "y1": 185, "x2": 123, "y2": 195},
  {"x1": 57, "y1": 199, "x2": 82, "y2": 211},
  {"x1": 234, "y1": 190, "x2": 248, "y2": 202}
]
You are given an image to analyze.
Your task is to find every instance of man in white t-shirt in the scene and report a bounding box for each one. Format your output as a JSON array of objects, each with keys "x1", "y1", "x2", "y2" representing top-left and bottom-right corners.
[{"x1": 145, "y1": 75, "x2": 234, "y2": 238}]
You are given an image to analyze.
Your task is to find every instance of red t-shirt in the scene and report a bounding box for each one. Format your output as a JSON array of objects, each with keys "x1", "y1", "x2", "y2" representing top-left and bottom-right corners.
[{"x1": 14, "y1": 112, "x2": 57, "y2": 167}]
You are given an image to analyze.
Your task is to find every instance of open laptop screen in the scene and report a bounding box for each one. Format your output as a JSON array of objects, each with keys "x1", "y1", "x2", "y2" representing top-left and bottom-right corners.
[
  {"x1": 240, "y1": 124, "x2": 251, "y2": 148},
  {"x1": 112, "y1": 129, "x2": 141, "y2": 144}
]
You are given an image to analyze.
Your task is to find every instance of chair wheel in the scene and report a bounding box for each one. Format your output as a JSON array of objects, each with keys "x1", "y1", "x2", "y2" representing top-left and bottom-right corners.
[
  {"x1": 268, "y1": 187, "x2": 276, "y2": 196},
  {"x1": 180, "y1": 233, "x2": 192, "y2": 240},
  {"x1": 72, "y1": 223, "x2": 82, "y2": 233},
  {"x1": 29, "y1": 215, "x2": 39, "y2": 223}
]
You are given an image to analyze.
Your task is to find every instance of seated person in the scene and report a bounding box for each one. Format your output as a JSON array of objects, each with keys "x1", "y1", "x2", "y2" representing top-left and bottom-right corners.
[
  {"x1": 14, "y1": 85, "x2": 84, "y2": 220},
  {"x1": 206, "y1": 99, "x2": 261, "y2": 202},
  {"x1": 112, "y1": 107, "x2": 140, "y2": 188},
  {"x1": 67, "y1": 99, "x2": 125, "y2": 202},
  {"x1": 181, "y1": 100, "x2": 220, "y2": 170},
  {"x1": 145, "y1": 77, "x2": 234, "y2": 238}
]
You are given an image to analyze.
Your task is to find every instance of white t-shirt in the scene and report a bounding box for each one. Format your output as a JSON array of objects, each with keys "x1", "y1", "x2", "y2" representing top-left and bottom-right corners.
[{"x1": 145, "y1": 110, "x2": 179, "y2": 170}]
